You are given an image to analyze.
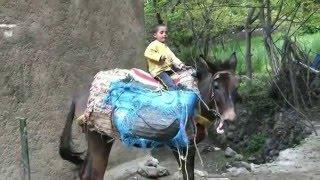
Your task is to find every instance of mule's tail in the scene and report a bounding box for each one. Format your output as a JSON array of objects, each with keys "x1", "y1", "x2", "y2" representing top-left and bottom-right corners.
[{"x1": 59, "y1": 100, "x2": 84, "y2": 165}]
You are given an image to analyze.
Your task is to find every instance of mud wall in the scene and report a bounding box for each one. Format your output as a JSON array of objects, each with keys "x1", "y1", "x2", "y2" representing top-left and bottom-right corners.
[{"x1": 0, "y1": 0, "x2": 145, "y2": 179}]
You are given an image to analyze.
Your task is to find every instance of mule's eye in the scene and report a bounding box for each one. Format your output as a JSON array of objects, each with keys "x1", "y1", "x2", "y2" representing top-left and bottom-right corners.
[{"x1": 213, "y1": 81, "x2": 219, "y2": 89}]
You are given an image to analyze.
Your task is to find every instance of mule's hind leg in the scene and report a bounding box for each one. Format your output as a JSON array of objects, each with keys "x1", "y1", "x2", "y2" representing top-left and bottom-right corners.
[
  {"x1": 81, "y1": 130, "x2": 114, "y2": 180},
  {"x1": 172, "y1": 146, "x2": 196, "y2": 180}
]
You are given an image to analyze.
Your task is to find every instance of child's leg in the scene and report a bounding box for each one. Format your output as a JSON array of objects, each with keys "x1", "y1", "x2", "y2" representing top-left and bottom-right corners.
[{"x1": 156, "y1": 71, "x2": 179, "y2": 90}]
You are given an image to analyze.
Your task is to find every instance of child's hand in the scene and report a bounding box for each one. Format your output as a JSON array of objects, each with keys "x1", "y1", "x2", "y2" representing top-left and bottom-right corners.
[
  {"x1": 178, "y1": 63, "x2": 186, "y2": 70},
  {"x1": 160, "y1": 55, "x2": 167, "y2": 62}
]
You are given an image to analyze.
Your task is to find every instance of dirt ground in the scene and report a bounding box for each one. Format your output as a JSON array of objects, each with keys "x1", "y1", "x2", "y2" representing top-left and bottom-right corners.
[{"x1": 103, "y1": 122, "x2": 320, "y2": 180}]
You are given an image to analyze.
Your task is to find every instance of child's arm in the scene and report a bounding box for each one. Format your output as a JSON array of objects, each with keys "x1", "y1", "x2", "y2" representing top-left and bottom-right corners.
[
  {"x1": 168, "y1": 49, "x2": 185, "y2": 69},
  {"x1": 144, "y1": 43, "x2": 164, "y2": 62}
]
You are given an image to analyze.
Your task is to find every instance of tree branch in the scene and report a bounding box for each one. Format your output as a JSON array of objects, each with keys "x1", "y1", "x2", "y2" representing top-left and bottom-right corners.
[{"x1": 272, "y1": 0, "x2": 284, "y2": 27}]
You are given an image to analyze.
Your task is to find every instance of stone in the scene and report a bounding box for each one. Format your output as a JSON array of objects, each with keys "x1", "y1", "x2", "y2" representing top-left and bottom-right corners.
[
  {"x1": 137, "y1": 165, "x2": 170, "y2": 178},
  {"x1": 201, "y1": 145, "x2": 215, "y2": 153},
  {"x1": 194, "y1": 169, "x2": 209, "y2": 177},
  {"x1": 234, "y1": 154, "x2": 244, "y2": 161},
  {"x1": 144, "y1": 157, "x2": 159, "y2": 167},
  {"x1": 248, "y1": 156, "x2": 257, "y2": 162},
  {"x1": 269, "y1": 150, "x2": 280, "y2": 156},
  {"x1": 157, "y1": 166, "x2": 170, "y2": 177},
  {"x1": 137, "y1": 167, "x2": 158, "y2": 178},
  {"x1": 224, "y1": 147, "x2": 237, "y2": 157},
  {"x1": 226, "y1": 167, "x2": 250, "y2": 177},
  {"x1": 231, "y1": 161, "x2": 252, "y2": 171}
]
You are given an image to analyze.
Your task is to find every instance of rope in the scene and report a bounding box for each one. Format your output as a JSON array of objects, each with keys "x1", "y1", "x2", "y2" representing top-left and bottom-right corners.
[
  {"x1": 184, "y1": 141, "x2": 189, "y2": 180},
  {"x1": 176, "y1": 105, "x2": 190, "y2": 180},
  {"x1": 193, "y1": 119, "x2": 204, "y2": 167},
  {"x1": 196, "y1": 93, "x2": 222, "y2": 119},
  {"x1": 184, "y1": 105, "x2": 189, "y2": 180},
  {"x1": 177, "y1": 147, "x2": 183, "y2": 171}
]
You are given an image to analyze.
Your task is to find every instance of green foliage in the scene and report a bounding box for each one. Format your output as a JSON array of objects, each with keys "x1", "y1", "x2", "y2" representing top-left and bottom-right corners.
[
  {"x1": 296, "y1": 33, "x2": 320, "y2": 57},
  {"x1": 246, "y1": 132, "x2": 268, "y2": 153},
  {"x1": 209, "y1": 32, "x2": 320, "y2": 74},
  {"x1": 210, "y1": 36, "x2": 270, "y2": 74},
  {"x1": 144, "y1": 0, "x2": 320, "y2": 76},
  {"x1": 238, "y1": 74, "x2": 279, "y2": 115}
]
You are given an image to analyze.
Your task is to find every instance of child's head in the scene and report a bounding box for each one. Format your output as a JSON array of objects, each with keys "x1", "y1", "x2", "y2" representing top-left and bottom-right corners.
[{"x1": 152, "y1": 24, "x2": 167, "y2": 43}]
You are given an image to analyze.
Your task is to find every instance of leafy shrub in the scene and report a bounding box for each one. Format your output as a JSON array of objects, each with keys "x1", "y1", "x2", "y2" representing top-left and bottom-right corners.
[{"x1": 246, "y1": 132, "x2": 268, "y2": 153}]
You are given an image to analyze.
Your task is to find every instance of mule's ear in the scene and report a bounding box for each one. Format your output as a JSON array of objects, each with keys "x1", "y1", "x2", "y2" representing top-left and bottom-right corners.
[
  {"x1": 199, "y1": 55, "x2": 218, "y2": 73},
  {"x1": 229, "y1": 52, "x2": 237, "y2": 71},
  {"x1": 198, "y1": 55, "x2": 210, "y2": 70}
]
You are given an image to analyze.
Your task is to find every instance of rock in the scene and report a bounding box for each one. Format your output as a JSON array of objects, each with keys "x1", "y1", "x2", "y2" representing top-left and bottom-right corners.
[
  {"x1": 226, "y1": 132, "x2": 235, "y2": 139},
  {"x1": 269, "y1": 150, "x2": 280, "y2": 156},
  {"x1": 225, "y1": 162, "x2": 232, "y2": 169},
  {"x1": 137, "y1": 167, "x2": 158, "y2": 178},
  {"x1": 224, "y1": 147, "x2": 237, "y2": 157},
  {"x1": 231, "y1": 161, "x2": 251, "y2": 171},
  {"x1": 201, "y1": 145, "x2": 215, "y2": 153},
  {"x1": 194, "y1": 169, "x2": 209, "y2": 177},
  {"x1": 226, "y1": 167, "x2": 250, "y2": 177},
  {"x1": 234, "y1": 154, "x2": 243, "y2": 161},
  {"x1": 248, "y1": 156, "x2": 257, "y2": 162},
  {"x1": 207, "y1": 178, "x2": 231, "y2": 180},
  {"x1": 127, "y1": 177, "x2": 138, "y2": 180},
  {"x1": 157, "y1": 166, "x2": 170, "y2": 177},
  {"x1": 144, "y1": 157, "x2": 159, "y2": 167},
  {"x1": 137, "y1": 165, "x2": 170, "y2": 178}
]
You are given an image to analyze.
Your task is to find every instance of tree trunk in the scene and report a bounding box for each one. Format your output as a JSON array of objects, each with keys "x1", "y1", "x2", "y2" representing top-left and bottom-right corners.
[
  {"x1": 260, "y1": 0, "x2": 280, "y2": 74},
  {"x1": 245, "y1": 30, "x2": 253, "y2": 79},
  {"x1": 244, "y1": 8, "x2": 257, "y2": 79}
]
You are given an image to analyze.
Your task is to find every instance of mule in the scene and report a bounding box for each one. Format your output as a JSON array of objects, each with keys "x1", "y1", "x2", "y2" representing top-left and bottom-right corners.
[{"x1": 59, "y1": 53, "x2": 239, "y2": 180}]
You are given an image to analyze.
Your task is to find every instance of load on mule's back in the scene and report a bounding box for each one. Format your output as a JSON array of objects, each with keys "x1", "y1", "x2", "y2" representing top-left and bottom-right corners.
[{"x1": 76, "y1": 67, "x2": 200, "y2": 148}]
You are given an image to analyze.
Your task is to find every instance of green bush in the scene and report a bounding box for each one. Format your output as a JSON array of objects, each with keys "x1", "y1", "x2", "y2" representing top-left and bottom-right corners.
[
  {"x1": 238, "y1": 74, "x2": 279, "y2": 115},
  {"x1": 246, "y1": 132, "x2": 268, "y2": 153}
]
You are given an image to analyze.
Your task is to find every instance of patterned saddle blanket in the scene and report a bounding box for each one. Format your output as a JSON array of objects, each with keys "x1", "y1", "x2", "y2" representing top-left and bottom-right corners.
[{"x1": 78, "y1": 68, "x2": 199, "y2": 148}]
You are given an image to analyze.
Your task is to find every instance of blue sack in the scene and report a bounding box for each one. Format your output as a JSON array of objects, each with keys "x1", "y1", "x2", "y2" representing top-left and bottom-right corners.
[{"x1": 104, "y1": 81, "x2": 198, "y2": 149}]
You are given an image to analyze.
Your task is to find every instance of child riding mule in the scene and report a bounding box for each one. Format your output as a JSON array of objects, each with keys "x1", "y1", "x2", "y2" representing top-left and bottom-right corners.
[{"x1": 59, "y1": 53, "x2": 239, "y2": 180}]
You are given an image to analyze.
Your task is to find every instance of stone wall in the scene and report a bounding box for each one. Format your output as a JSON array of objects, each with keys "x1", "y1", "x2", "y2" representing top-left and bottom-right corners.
[{"x1": 0, "y1": 0, "x2": 145, "y2": 179}]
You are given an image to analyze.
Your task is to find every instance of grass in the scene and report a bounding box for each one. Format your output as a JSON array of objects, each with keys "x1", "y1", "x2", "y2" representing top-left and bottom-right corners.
[
  {"x1": 180, "y1": 32, "x2": 320, "y2": 75},
  {"x1": 215, "y1": 32, "x2": 320, "y2": 74}
]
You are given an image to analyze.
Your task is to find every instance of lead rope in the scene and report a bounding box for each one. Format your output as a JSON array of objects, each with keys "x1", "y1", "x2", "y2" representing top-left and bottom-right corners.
[
  {"x1": 196, "y1": 93, "x2": 221, "y2": 119},
  {"x1": 192, "y1": 119, "x2": 204, "y2": 167},
  {"x1": 184, "y1": 105, "x2": 189, "y2": 180},
  {"x1": 177, "y1": 105, "x2": 190, "y2": 180}
]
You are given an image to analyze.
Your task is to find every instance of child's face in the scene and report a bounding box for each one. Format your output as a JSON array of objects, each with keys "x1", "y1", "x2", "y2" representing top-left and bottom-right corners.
[{"x1": 153, "y1": 26, "x2": 167, "y2": 43}]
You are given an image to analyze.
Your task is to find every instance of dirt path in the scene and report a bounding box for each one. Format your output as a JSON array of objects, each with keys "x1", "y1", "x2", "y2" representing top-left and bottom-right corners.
[
  {"x1": 104, "y1": 123, "x2": 320, "y2": 180},
  {"x1": 236, "y1": 123, "x2": 320, "y2": 180}
]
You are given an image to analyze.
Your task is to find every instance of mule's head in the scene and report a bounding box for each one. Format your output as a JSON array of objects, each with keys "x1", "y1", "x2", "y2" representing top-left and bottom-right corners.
[{"x1": 196, "y1": 53, "x2": 239, "y2": 132}]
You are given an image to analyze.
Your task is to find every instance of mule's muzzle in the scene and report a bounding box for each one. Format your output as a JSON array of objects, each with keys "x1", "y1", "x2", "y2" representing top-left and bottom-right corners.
[{"x1": 221, "y1": 108, "x2": 236, "y2": 122}]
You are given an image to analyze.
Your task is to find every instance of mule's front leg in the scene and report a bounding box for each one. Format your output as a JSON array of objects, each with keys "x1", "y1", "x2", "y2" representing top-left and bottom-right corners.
[{"x1": 172, "y1": 146, "x2": 196, "y2": 180}]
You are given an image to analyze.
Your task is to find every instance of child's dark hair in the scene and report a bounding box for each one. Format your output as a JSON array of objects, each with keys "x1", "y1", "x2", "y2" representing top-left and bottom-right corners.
[{"x1": 152, "y1": 24, "x2": 167, "y2": 34}]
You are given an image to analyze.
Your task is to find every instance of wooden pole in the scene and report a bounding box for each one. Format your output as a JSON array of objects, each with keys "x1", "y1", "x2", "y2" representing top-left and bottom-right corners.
[{"x1": 18, "y1": 117, "x2": 31, "y2": 180}]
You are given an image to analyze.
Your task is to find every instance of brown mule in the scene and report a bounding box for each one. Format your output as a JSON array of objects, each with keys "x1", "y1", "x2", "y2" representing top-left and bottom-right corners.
[{"x1": 59, "y1": 53, "x2": 239, "y2": 180}]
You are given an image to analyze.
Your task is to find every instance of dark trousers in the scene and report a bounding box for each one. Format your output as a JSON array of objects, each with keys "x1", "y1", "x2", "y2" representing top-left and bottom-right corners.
[{"x1": 156, "y1": 71, "x2": 179, "y2": 90}]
